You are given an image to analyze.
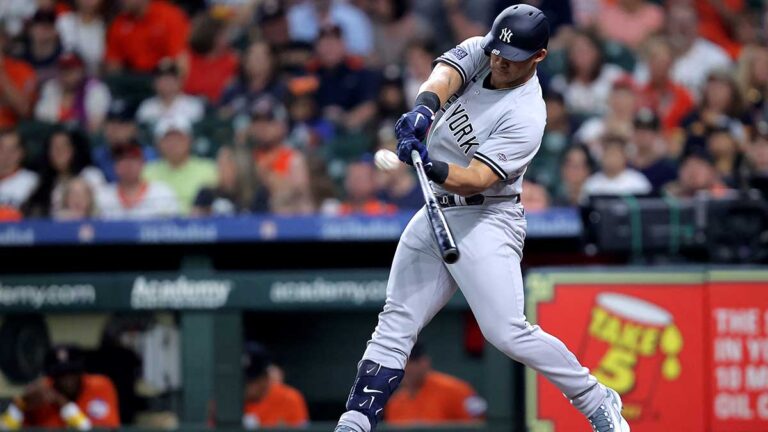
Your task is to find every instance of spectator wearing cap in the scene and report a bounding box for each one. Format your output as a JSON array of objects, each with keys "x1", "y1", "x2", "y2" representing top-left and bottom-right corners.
[
  {"x1": 96, "y1": 140, "x2": 179, "y2": 219},
  {"x1": 192, "y1": 146, "x2": 255, "y2": 216},
  {"x1": 664, "y1": 149, "x2": 729, "y2": 198},
  {"x1": 182, "y1": 15, "x2": 238, "y2": 105},
  {"x1": 0, "y1": 27, "x2": 36, "y2": 128},
  {"x1": 136, "y1": 57, "x2": 204, "y2": 127},
  {"x1": 35, "y1": 52, "x2": 111, "y2": 133},
  {"x1": 527, "y1": 91, "x2": 580, "y2": 194},
  {"x1": 630, "y1": 109, "x2": 678, "y2": 193},
  {"x1": 92, "y1": 98, "x2": 158, "y2": 182},
  {"x1": 554, "y1": 144, "x2": 595, "y2": 207},
  {"x1": 574, "y1": 78, "x2": 638, "y2": 159},
  {"x1": 0, "y1": 345, "x2": 120, "y2": 429},
  {"x1": 20, "y1": 9, "x2": 63, "y2": 83},
  {"x1": 367, "y1": 0, "x2": 432, "y2": 67},
  {"x1": 247, "y1": 97, "x2": 313, "y2": 214},
  {"x1": 549, "y1": 30, "x2": 626, "y2": 117},
  {"x1": 308, "y1": 23, "x2": 379, "y2": 133},
  {"x1": 241, "y1": 345, "x2": 309, "y2": 429},
  {"x1": 105, "y1": 0, "x2": 190, "y2": 73},
  {"x1": 385, "y1": 343, "x2": 486, "y2": 425},
  {"x1": 56, "y1": 0, "x2": 106, "y2": 75},
  {"x1": 377, "y1": 65, "x2": 408, "y2": 128},
  {"x1": 287, "y1": 0, "x2": 373, "y2": 56},
  {"x1": 595, "y1": 0, "x2": 663, "y2": 50},
  {"x1": 143, "y1": 115, "x2": 217, "y2": 214},
  {"x1": 638, "y1": 37, "x2": 695, "y2": 134},
  {"x1": 0, "y1": 130, "x2": 38, "y2": 221},
  {"x1": 680, "y1": 70, "x2": 750, "y2": 158},
  {"x1": 219, "y1": 40, "x2": 286, "y2": 119},
  {"x1": 24, "y1": 128, "x2": 105, "y2": 218},
  {"x1": 333, "y1": 157, "x2": 396, "y2": 216},
  {"x1": 53, "y1": 177, "x2": 96, "y2": 220},
  {"x1": 580, "y1": 134, "x2": 652, "y2": 202}
]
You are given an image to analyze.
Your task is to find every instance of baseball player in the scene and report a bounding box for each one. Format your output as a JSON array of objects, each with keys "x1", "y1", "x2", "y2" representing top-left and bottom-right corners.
[{"x1": 334, "y1": 5, "x2": 630, "y2": 432}]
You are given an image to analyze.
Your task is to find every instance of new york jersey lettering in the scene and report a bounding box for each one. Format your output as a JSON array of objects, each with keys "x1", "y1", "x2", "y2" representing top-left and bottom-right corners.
[{"x1": 446, "y1": 104, "x2": 480, "y2": 154}]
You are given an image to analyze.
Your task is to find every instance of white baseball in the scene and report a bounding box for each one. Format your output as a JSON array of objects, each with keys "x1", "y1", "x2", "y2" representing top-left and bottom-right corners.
[{"x1": 374, "y1": 149, "x2": 400, "y2": 171}]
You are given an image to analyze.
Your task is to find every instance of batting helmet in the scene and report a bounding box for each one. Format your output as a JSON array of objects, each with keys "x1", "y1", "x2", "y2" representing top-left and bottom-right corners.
[{"x1": 481, "y1": 4, "x2": 550, "y2": 62}]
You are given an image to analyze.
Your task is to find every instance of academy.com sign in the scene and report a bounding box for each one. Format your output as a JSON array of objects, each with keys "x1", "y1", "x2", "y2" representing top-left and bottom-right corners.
[
  {"x1": 130, "y1": 276, "x2": 232, "y2": 309},
  {"x1": 270, "y1": 278, "x2": 387, "y2": 305},
  {"x1": 0, "y1": 282, "x2": 96, "y2": 309}
]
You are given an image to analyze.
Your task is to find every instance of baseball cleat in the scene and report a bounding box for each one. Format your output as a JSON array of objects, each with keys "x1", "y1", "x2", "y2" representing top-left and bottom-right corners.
[{"x1": 587, "y1": 386, "x2": 630, "y2": 432}]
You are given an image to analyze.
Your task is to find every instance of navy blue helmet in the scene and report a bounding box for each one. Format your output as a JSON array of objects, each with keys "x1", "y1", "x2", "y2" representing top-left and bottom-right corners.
[{"x1": 481, "y1": 4, "x2": 550, "y2": 62}]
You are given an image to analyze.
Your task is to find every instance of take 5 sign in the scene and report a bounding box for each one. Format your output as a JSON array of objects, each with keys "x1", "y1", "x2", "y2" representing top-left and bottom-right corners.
[{"x1": 525, "y1": 269, "x2": 768, "y2": 432}]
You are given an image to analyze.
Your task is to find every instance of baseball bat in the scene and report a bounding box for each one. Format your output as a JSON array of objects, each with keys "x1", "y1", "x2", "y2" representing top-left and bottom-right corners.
[{"x1": 411, "y1": 150, "x2": 460, "y2": 264}]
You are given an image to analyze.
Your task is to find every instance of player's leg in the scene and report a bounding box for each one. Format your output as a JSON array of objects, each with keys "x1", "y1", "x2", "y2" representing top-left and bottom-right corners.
[
  {"x1": 444, "y1": 205, "x2": 626, "y2": 429},
  {"x1": 336, "y1": 209, "x2": 458, "y2": 432}
]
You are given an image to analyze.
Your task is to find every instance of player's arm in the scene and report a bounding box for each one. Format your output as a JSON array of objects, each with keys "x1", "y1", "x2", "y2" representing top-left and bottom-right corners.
[
  {"x1": 418, "y1": 63, "x2": 464, "y2": 110},
  {"x1": 436, "y1": 160, "x2": 500, "y2": 196}
]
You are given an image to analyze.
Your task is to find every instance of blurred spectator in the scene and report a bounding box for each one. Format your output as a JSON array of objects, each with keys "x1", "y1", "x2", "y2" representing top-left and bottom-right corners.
[
  {"x1": 255, "y1": 1, "x2": 315, "y2": 76},
  {"x1": 581, "y1": 134, "x2": 652, "y2": 201},
  {"x1": 385, "y1": 343, "x2": 485, "y2": 424},
  {"x1": 193, "y1": 146, "x2": 254, "y2": 216},
  {"x1": 749, "y1": 127, "x2": 768, "y2": 178},
  {"x1": 630, "y1": 109, "x2": 677, "y2": 193},
  {"x1": 24, "y1": 128, "x2": 105, "y2": 217},
  {"x1": 97, "y1": 140, "x2": 180, "y2": 219},
  {"x1": 527, "y1": 91, "x2": 579, "y2": 192},
  {"x1": 106, "y1": 0, "x2": 190, "y2": 73},
  {"x1": 554, "y1": 144, "x2": 594, "y2": 206},
  {"x1": 681, "y1": 70, "x2": 749, "y2": 158},
  {"x1": 737, "y1": 46, "x2": 768, "y2": 125},
  {"x1": 242, "y1": 345, "x2": 309, "y2": 429},
  {"x1": 219, "y1": 40, "x2": 286, "y2": 119},
  {"x1": 694, "y1": 0, "x2": 746, "y2": 59},
  {"x1": 92, "y1": 98, "x2": 158, "y2": 182},
  {"x1": 412, "y1": 0, "x2": 493, "y2": 52},
  {"x1": 183, "y1": 14, "x2": 238, "y2": 104},
  {"x1": 664, "y1": 5, "x2": 732, "y2": 99},
  {"x1": 706, "y1": 127, "x2": 742, "y2": 187},
  {"x1": 35, "y1": 52, "x2": 111, "y2": 133},
  {"x1": 308, "y1": 24, "x2": 378, "y2": 132},
  {"x1": 136, "y1": 58, "x2": 204, "y2": 126},
  {"x1": 53, "y1": 177, "x2": 95, "y2": 220},
  {"x1": 0, "y1": 345, "x2": 120, "y2": 429},
  {"x1": 0, "y1": 129, "x2": 38, "y2": 220},
  {"x1": 248, "y1": 97, "x2": 313, "y2": 214},
  {"x1": 0, "y1": 29, "x2": 36, "y2": 128},
  {"x1": 375, "y1": 133, "x2": 421, "y2": 209},
  {"x1": 638, "y1": 37, "x2": 695, "y2": 133},
  {"x1": 596, "y1": 0, "x2": 663, "y2": 50},
  {"x1": 377, "y1": 65, "x2": 408, "y2": 128},
  {"x1": 521, "y1": 179, "x2": 551, "y2": 213},
  {"x1": 550, "y1": 30, "x2": 625, "y2": 116},
  {"x1": 403, "y1": 40, "x2": 435, "y2": 104},
  {"x1": 20, "y1": 9, "x2": 63, "y2": 83},
  {"x1": 142, "y1": 115, "x2": 217, "y2": 214},
  {"x1": 367, "y1": 0, "x2": 432, "y2": 67},
  {"x1": 665, "y1": 149, "x2": 729, "y2": 198},
  {"x1": 287, "y1": 0, "x2": 373, "y2": 56},
  {"x1": 0, "y1": 0, "x2": 37, "y2": 38},
  {"x1": 335, "y1": 158, "x2": 396, "y2": 216},
  {"x1": 56, "y1": 0, "x2": 106, "y2": 75},
  {"x1": 575, "y1": 78, "x2": 638, "y2": 158},
  {"x1": 285, "y1": 87, "x2": 335, "y2": 152}
]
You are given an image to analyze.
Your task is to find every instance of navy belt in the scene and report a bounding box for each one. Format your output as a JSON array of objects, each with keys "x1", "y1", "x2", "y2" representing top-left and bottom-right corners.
[{"x1": 436, "y1": 193, "x2": 520, "y2": 208}]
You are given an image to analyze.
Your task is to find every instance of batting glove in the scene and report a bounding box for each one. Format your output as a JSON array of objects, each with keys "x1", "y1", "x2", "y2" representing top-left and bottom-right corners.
[
  {"x1": 395, "y1": 105, "x2": 435, "y2": 142},
  {"x1": 396, "y1": 135, "x2": 431, "y2": 167}
]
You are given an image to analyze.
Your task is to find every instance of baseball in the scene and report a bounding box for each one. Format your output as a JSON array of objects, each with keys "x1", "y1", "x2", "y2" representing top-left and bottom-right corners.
[{"x1": 374, "y1": 149, "x2": 400, "y2": 171}]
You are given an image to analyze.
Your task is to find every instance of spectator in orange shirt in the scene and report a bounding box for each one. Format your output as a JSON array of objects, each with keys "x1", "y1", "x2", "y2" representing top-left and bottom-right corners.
[
  {"x1": 242, "y1": 345, "x2": 309, "y2": 429},
  {"x1": 332, "y1": 157, "x2": 397, "y2": 216},
  {"x1": 0, "y1": 345, "x2": 120, "y2": 430},
  {"x1": 0, "y1": 29, "x2": 36, "y2": 128},
  {"x1": 105, "y1": 0, "x2": 190, "y2": 73},
  {"x1": 183, "y1": 15, "x2": 238, "y2": 104},
  {"x1": 385, "y1": 343, "x2": 486, "y2": 425}
]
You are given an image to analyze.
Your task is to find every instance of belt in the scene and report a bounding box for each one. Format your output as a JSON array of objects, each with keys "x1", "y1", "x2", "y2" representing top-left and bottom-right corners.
[{"x1": 436, "y1": 193, "x2": 520, "y2": 208}]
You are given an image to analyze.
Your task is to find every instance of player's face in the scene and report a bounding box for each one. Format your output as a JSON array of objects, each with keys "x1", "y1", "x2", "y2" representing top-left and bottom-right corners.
[{"x1": 489, "y1": 49, "x2": 546, "y2": 89}]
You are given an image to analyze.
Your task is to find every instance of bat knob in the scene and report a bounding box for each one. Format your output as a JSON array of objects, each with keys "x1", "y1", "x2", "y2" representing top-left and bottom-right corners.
[{"x1": 443, "y1": 249, "x2": 460, "y2": 264}]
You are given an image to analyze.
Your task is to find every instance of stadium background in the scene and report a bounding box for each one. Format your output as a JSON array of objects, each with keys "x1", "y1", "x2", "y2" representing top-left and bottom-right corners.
[{"x1": 0, "y1": 0, "x2": 767, "y2": 431}]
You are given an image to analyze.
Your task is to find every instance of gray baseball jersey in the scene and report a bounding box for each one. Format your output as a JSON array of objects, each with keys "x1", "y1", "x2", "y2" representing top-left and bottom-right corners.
[
  {"x1": 337, "y1": 37, "x2": 606, "y2": 432},
  {"x1": 428, "y1": 36, "x2": 546, "y2": 196}
]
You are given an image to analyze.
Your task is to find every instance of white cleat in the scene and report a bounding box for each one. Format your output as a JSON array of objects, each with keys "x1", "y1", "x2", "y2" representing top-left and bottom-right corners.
[{"x1": 587, "y1": 386, "x2": 630, "y2": 432}]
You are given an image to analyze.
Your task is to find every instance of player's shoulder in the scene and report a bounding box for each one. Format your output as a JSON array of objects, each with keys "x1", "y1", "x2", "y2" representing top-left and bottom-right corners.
[{"x1": 451, "y1": 36, "x2": 485, "y2": 56}]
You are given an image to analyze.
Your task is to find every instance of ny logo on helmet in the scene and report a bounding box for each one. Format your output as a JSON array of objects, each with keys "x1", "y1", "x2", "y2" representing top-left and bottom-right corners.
[{"x1": 500, "y1": 28, "x2": 513, "y2": 43}]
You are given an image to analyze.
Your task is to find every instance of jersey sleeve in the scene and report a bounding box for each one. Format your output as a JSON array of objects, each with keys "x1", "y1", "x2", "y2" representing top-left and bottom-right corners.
[
  {"x1": 434, "y1": 36, "x2": 488, "y2": 85},
  {"x1": 473, "y1": 115, "x2": 545, "y2": 182}
]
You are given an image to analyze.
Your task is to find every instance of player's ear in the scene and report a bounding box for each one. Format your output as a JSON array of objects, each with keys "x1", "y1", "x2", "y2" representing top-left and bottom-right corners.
[{"x1": 532, "y1": 49, "x2": 548, "y2": 65}]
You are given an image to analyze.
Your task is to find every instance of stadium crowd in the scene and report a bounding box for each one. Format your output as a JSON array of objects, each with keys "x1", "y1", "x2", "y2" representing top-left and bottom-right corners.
[{"x1": 0, "y1": 0, "x2": 766, "y2": 222}]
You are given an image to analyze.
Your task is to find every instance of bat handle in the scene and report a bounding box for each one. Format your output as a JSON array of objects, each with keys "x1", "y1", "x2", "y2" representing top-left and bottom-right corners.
[{"x1": 410, "y1": 149, "x2": 423, "y2": 166}]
